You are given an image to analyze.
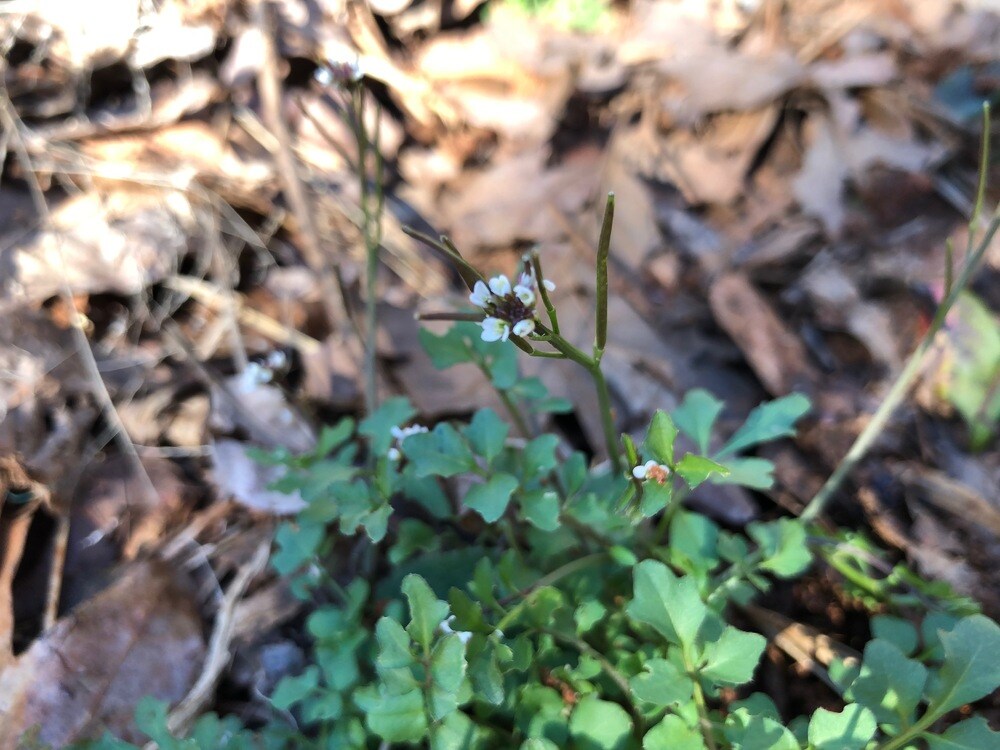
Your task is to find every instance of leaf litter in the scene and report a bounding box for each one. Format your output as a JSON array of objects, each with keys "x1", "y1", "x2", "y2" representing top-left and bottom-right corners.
[{"x1": 0, "y1": 0, "x2": 998, "y2": 739}]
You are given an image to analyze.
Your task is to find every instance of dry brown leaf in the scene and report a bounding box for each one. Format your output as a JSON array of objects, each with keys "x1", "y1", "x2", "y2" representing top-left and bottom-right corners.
[
  {"x1": 709, "y1": 272, "x2": 818, "y2": 397},
  {"x1": 793, "y1": 97, "x2": 946, "y2": 236},
  {"x1": 3, "y1": 188, "x2": 196, "y2": 303},
  {"x1": 799, "y1": 260, "x2": 903, "y2": 368},
  {"x1": 623, "y1": 108, "x2": 780, "y2": 205},
  {"x1": 0, "y1": 560, "x2": 205, "y2": 748},
  {"x1": 438, "y1": 147, "x2": 598, "y2": 251}
]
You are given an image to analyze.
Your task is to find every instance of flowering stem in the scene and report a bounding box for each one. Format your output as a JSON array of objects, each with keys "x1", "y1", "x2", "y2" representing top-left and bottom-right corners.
[
  {"x1": 530, "y1": 250, "x2": 560, "y2": 334},
  {"x1": 353, "y1": 86, "x2": 384, "y2": 417},
  {"x1": 532, "y1": 325, "x2": 622, "y2": 474},
  {"x1": 402, "y1": 226, "x2": 485, "y2": 291}
]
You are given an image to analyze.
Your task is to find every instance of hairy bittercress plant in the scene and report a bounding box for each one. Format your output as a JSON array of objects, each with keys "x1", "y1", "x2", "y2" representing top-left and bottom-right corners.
[{"x1": 72, "y1": 94, "x2": 1000, "y2": 750}]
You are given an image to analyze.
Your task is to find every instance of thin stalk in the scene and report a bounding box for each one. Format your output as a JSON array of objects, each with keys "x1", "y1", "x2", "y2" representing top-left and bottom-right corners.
[
  {"x1": 589, "y1": 362, "x2": 623, "y2": 475},
  {"x1": 530, "y1": 250, "x2": 560, "y2": 334},
  {"x1": 594, "y1": 192, "x2": 615, "y2": 360},
  {"x1": 802, "y1": 104, "x2": 996, "y2": 522},
  {"x1": 496, "y1": 553, "x2": 606, "y2": 627},
  {"x1": 541, "y1": 627, "x2": 644, "y2": 733},
  {"x1": 531, "y1": 325, "x2": 623, "y2": 474},
  {"x1": 800, "y1": 211, "x2": 999, "y2": 522},
  {"x1": 401, "y1": 226, "x2": 485, "y2": 290},
  {"x1": 355, "y1": 85, "x2": 380, "y2": 416},
  {"x1": 684, "y1": 649, "x2": 719, "y2": 750}
]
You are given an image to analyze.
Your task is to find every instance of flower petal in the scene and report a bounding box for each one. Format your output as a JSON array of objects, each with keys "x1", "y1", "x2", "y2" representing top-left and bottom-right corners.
[
  {"x1": 481, "y1": 317, "x2": 509, "y2": 342},
  {"x1": 542, "y1": 279, "x2": 556, "y2": 292},
  {"x1": 513, "y1": 284, "x2": 535, "y2": 306},
  {"x1": 512, "y1": 319, "x2": 536, "y2": 337},
  {"x1": 469, "y1": 280, "x2": 492, "y2": 308},
  {"x1": 632, "y1": 464, "x2": 648, "y2": 479},
  {"x1": 488, "y1": 275, "x2": 512, "y2": 297}
]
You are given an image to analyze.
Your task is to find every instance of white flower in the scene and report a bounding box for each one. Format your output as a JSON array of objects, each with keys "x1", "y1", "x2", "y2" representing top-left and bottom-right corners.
[
  {"x1": 512, "y1": 319, "x2": 536, "y2": 337},
  {"x1": 481, "y1": 317, "x2": 510, "y2": 342},
  {"x1": 439, "y1": 616, "x2": 474, "y2": 644},
  {"x1": 513, "y1": 284, "x2": 535, "y2": 306},
  {"x1": 518, "y1": 271, "x2": 534, "y2": 288},
  {"x1": 542, "y1": 278, "x2": 556, "y2": 292},
  {"x1": 488, "y1": 275, "x2": 512, "y2": 297},
  {"x1": 469, "y1": 280, "x2": 493, "y2": 308},
  {"x1": 387, "y1": 447, "x2": 401, "y2": 461},
  {"x1": 632, "y1": 460, "x2": 670, "y2": 484},
  {"x1": 391, "y1": 424, "x2": 428, "y2": 441},
  {"x1": 266, "y1": 350, "x2": 287, "y2": 370}
]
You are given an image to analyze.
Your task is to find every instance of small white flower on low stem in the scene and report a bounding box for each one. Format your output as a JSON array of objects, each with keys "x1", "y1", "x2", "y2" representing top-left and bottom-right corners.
[
  {"x1": 481, "y1": 317, "x2": 511, "y2": 342},
  {"x1": 632, "y1": 459, "x2": 671, "y2": 485},
  {"x1": 488, "y1": 275, "x2": 512, "y2": 297},
  {"x1": 439, "y1": 616, "x2": 474, "y2": 644},
  {"x1": 469, "y1": 280, "x2": 493, "y2": 308},
  {"x1": 513, "y1": 284, "x2": 535, "y2": 306},
  {"x1": 512, "y1": 319, "x2": 536, "y2": 337},
  {"x1": 387, "y1": 424, "x2": 428, "y2": 460}
]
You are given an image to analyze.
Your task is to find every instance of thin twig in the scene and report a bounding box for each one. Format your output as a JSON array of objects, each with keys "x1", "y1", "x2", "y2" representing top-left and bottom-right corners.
[
  {"x1": 162, "y1": 537, "x2": 272, "y2": 737},
  {"x1": 252, "y1": 0, "x2": 350, "y2": 335},
  {"x1": 801, "y1": 107, "x2": 998, "y2": 522}
]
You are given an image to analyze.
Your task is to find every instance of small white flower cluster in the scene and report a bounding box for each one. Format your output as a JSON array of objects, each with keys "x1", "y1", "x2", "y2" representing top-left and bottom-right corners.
[
  {"x1": 469, "y1": 270, "x2": 555, "y2": 343},
  {"x1": 632, "y1": 460, "x2": 671, "y2": 485},
  {"x1": 314, "y1": 58, "x2": 365, "y2": 87},
  {"x1": 387, "y1": 423, "x2": 428, "y2": 461},
  {"x1": 233, "y1": 351, "x2": 289, "y2": 393},
  {"x1": 439, "y1": 616, "x2": 503, "y2": 643}
]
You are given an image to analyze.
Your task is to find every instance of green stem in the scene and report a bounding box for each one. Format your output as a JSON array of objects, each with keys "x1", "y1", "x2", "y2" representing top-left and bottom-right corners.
[
  {"x1": 876, "y1": 710, "x2": 940, "y2": 750},
  {"x1": 800, "y1": 211, "x2": 999, "y2": 522},
  {"x1": 497, "y1": 553, "x2": 606, "y2": 628},
  {"x1": 531, "y1": 250, "x2": 560, "y2": 334},
  {"x1": 683, "y1": 649, "x2": 719, "y2": 750},
  {"x1": 532, "y1": 326, "x2": 622, "y2": 474},
  {"x1": 541, "y1": 627, "x2": 644, "y2": 733}
]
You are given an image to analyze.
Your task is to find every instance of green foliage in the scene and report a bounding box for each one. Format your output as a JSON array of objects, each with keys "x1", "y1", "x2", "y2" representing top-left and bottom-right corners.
[
  {"x1": 934, "y1": 291, "x2": 1000, "y2": 448},
  {"x1": 73, "y1": 324, "x2": 1000, "y2": 749}
]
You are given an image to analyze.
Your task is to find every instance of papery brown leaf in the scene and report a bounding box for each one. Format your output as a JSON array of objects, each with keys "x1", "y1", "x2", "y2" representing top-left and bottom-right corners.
[{"x1": 0, "y1": 560, "x2": 205, "y2": 748}]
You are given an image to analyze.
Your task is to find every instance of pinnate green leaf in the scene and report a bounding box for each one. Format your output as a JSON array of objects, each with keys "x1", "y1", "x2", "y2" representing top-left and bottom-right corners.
[
  {"x1": 357, "y1": 687, "x2": 428, "y2": 743},
  {"x1": 748, "y1": 518, "x2": 811, "y2": 578},
  {"x1": 645, "y1": 410, "x2": 678, "y2": 465},
  {"x1": 629, "y1": 658, "x2": 693, "y2": 706},
  {"x1": 521, "y1": 489, "x2": 561, "y2": 531},
  {"x1": 807, "y1": 705, "x2": 877, "y2": 750},
  {"x1": 926, "y1": 717, "x2": 1000, "y2": 749},
  {"x1": 719, "y1": 393, "x2": 810, "y2": 456},
  {"x1": 270, "y1": 666, "x2": 319, "y2": 710},
  {"x1": 716, "y1": 457, "x2": 775, "y2": 490},
  {"x1": 850, "y1": 640, "x2": 926, "y2": 729},
  {"x1": 464, "y1": 408, "x2": 509, "y2": 463},
  {"x1": 465, "y1": 472, "x2": 518, "y2": 523},
  {"x1": 404, "y1": 423, "x2": 476, "y2": 477},
  {"x1": 926, "y1": 615, "x2": 1000, "y2": 715},
  {"x1": 643, "y1": 715, "x2": 705, "y2": 750},
  {"x1": 429, "y1": 634, "x2": 467, "y2": 720},
  {"x1": 700, "y1": 626, "x2": 766, "y2": 686},
  {"x1": 626, "y1": 560, "x2": 706, "y2": 649},
  {"x1": 375, "y1": 617, "x2": 415, "y2": 670},
  {"x1": 402, "y1": 574, "x2": 449, "y2": 653},
  {"x1": 673, "y1": 389, "x2": 724, "y2": 454},
  {"x1": 675, "y1": 454, "x2": 729, "y2": 489},
  {"x1": 569, "y1": 695, "x2": 633, "y2": 750}
]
